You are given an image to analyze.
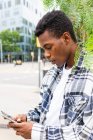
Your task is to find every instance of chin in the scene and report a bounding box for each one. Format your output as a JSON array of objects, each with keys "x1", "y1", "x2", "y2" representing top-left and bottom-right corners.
[{"x1": 56, "y1": 63, "x2": 64, "y2": 67}]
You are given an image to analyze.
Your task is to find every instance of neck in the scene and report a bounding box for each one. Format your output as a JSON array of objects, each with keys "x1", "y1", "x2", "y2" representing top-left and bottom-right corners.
[{"x1": 66, "y1": 43, "x2": 78, "y2": 69}]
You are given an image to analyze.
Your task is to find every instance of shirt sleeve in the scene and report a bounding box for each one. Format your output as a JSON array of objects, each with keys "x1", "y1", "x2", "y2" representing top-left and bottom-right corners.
[
  {"x1": 27, "y1": 103, "x2": 42, "y2": 123},
  {"x1": 31, "y1": 123, "x2": 45, "y2": 140},
  {"x1": 31, "y1": 123, "x2": 79, "y2": 140},
  {"x1": 31, "y1": 122, "x2": 93, "y2": 140}
]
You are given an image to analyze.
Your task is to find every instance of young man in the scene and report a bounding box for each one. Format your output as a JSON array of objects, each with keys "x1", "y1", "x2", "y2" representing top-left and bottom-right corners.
[{"x1": 8, "y1": 10, "x2": 93, "y2": 140}]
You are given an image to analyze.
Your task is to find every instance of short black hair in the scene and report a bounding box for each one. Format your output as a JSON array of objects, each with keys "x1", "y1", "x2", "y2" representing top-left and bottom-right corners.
[{"x1": 35, "y1": 10, "x2": 77, "y2": 43}]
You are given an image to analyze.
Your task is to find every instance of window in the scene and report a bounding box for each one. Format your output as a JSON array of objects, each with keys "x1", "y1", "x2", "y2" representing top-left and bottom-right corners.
[
  {"x1": 5, "y1": 10, "x2": 10, "y2": 17},
  {"x1": 8, "y1": 1, "x2": 11, "y2": 7},
  {"x1": 20, "y1": 36, "x2": 24, "y2": 42},
  {"x1": 12, "y1": 28, "x2": 14, "y2": 31},
  {"x1": 23, "y1": 0, "x2": 25, "y2": 5},
  {"x1": 10, "y1": 19, "x2": 16, "y2": 25},
  {"x1": 14, "y1": 9, "x2": 19, "y2": 15},
  {"x1": 35, "y1": 9, "x2": 37, "y2": 14},
  {"x1": 2, "y1": 21, "x2": 7, "y2": 26},
  {"x1": 28, "y1": 28, "x2": 32, "y2": 35},
  {"x1": 26, "y1": 37, "x2": 29, "y2": 43},
  {"x1": 0, "y1": 3, "x2": 2, "y2": 10},
  {"x1": 29, "y1": 22, "x2": 32, "y2": 27},
  {"x1": 15, "y1": 0, "x2": 20, "y2": 5},
  {"x1": 26, "y1": 1, "x2": 28, "y2": 7},
  {"x1": 20, "y1": 27, "x2": 24, "y2": 33},
  {"x1": 21, "y1": 45, "x2": 24, "y2": 51},
  {"x1": 28, "y1": 37, "x2": 31, "y2": 43},
  {"x1": 4, "y1": 2, "x2": 6, "y2": 8},
  {"x1": 22, "y1": 18, "x2": 28, "y2": 25},
  {"x1": 16, "y1": 27, "x2": 20, "y2": 32},
  {"x1": 25, "y1": 27, "x2": 27, "y2": 34}
]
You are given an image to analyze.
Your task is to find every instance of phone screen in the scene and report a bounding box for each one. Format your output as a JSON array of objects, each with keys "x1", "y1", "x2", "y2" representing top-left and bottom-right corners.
[{"x1": 1, "y1": 111, "x2": 16, "y2": 123}]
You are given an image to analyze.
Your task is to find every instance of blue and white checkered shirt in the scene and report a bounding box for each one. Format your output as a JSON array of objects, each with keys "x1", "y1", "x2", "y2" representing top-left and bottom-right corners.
[{"x1": 27, "y1": 50, "x2": 93, "y2": 140}]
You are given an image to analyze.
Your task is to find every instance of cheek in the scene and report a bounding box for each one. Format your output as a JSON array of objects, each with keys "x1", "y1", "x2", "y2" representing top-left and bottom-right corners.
[
  {"x1": 54, "y1": 46, "x2": 69, "y2": 61},
  {"x1": 55, "y1": 46, "x2": 66, "y2": 57}
]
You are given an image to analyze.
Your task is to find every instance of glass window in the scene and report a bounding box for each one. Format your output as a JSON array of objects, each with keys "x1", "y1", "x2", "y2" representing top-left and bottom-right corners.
[
  {"x1": 12, "y1": 28, "x2": 14, "y2": 31},
  {"x1": 22, "y1": 18, "x2": 28, "y2": 25},
  {"x1": 26, "y1": 1, "x2": 28, "y2": 7},
  {"x1": 10, "y1": 19, "x2": 16, "y2": 25},
  {"x1": 35, "y1": 9, "x2": 37, "y2": 14},
  {"x1": 26, "y1": 37, "x2": 28, "y2": 43},
  {"x1": 2, "y1": 21, "x2": 7, "y2": 26},
  {"x1": 28, "y1": 37, "x2": 31, "y2": 44},
  {"x1": 25, "y1": 27, "x2": 27, "y2": 34},
  {"x1": 16, "y1": 27, "x2": 24, "y2": 33},
  {"x1": 29, "y1": 22, "x2": 32, "y2": 27},
  {"x1": 20, "y1": 27, "x2": 24, "y2": 33},
  {"x1": 20, "y1": 36, "x2": 24, "y2": 42},
  {"x1": 21, "y1": 45, "x2": 24, "y2": 51},
  {"x1": 4, "y1": 2, "x2": 6, "y2": 8},
  {"x1": 16, "y1": 27, "x2": 20, "y2": 32},
  {"x1": 0, "y1": 3, "x2": 2, "y2": 10},
  {"x1": 14, "y1": 9, "x2": 19, "y2": 15},
  {"x1": 5, "y1": 10, "x2": 10, "y2": 17},
  {"x1": 15, "y1": 0, "x2": 20, "y2": 5},
  {"x1": 28, "y1": 28, "x2": 32, "y2": 35},
  {"x1": 23, "y1": 0, "x2": 25, "y2": 5},
  {"x1": 8, "y1": 1, "x2": 11, "y2": 7}
]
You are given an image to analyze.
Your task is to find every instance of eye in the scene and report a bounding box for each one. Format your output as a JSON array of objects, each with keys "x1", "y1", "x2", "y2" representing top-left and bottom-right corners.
[{"x1": 46, "y1": 45, "x2": 52, "y2": 50}]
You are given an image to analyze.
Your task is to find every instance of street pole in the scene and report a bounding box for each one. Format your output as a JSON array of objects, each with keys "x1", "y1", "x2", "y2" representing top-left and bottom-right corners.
[
  {"x1": 0, "y1": 39, "x2": 3, "y2": 63},
  {"x1": 38, "y1": 48, "x2": 41, "y2": 87},
  {"x1": 36, "y1": 37, "x2": 41, "y2": 87}
]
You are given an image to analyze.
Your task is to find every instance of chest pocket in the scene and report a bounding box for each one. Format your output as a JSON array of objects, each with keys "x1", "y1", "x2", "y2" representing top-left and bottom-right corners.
[{"x1": 66, "y1": 95, "x2": 88, "y2": 125}]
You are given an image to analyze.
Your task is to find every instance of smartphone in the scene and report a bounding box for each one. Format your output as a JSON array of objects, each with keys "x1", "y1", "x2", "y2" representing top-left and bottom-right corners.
[{"x1": 1, "y1": 111, "x2": 16, "y2": 123}]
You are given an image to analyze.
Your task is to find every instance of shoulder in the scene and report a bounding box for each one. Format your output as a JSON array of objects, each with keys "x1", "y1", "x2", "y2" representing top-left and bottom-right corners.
[
  {"x1": 42, "y1": 66, "x2": 57, "y2": 85},
  {"x1": 40, "y1": 66, "x2": 57, "y2": 96}
]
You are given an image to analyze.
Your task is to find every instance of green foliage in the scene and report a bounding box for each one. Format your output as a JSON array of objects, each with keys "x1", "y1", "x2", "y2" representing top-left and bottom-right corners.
[
  {"x1": 0, "y1": 30, "x2": 21, "y2": 52},
  {"x1": 83, "y1": 52, "x2": 93, "y2": 71},
  {"x1": 85, "y1": 34, "x2": 93, "y2": 52},
  {"x1": 31, "y1": 32, "x2": 36, "y2": 48}
]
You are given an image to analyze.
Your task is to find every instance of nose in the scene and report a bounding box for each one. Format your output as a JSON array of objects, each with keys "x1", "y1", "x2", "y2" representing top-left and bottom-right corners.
[{"x1": 44, "y1": 51, "x2": 51, "y2": 59}]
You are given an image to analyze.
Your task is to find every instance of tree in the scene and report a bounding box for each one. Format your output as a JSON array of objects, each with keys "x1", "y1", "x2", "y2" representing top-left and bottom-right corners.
[
  {"x1": 0, "y1": 30, "x2": 21, "y2": 52},
  {"x1": 42, "y1": 0, "x2": 93, "y2": 51}
]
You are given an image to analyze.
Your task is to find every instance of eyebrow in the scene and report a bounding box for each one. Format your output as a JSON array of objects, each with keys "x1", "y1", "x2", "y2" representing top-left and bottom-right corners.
[{"x1": 43, "y1": 43, "x2": 51, "y2": 48}]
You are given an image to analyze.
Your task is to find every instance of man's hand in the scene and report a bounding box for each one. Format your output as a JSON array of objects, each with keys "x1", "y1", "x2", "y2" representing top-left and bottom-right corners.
[
  {"x1": 8, "y1": 121, "x2": 34, "y2": 139},
  {"x1": 13, "y1": 114, "x2": 27, "y2": 122}
]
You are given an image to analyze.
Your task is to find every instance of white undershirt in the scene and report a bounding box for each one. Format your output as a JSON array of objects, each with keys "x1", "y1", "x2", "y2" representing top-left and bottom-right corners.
[{"x1": 45, "y1": 66, "x2": 72, "y2": 126}]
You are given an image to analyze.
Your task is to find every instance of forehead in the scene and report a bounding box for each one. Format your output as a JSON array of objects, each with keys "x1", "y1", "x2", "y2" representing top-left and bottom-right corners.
[{"x1": 38, "y1": 30, "x2": 58, "y2": 47}]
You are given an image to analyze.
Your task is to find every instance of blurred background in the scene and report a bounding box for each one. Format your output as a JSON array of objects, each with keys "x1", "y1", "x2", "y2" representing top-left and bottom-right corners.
[
  {"x1": 0, "y1": 0, "x2": 93, "y2": 140},
  {"x1": 0, "y1": 0, "x2": 93, "y2": 63}
]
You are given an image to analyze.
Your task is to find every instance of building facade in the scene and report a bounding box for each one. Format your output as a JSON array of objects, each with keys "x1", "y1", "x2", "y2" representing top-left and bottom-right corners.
[{"x1": 0, "y1": 0, "x2": 44, "y2": 61}]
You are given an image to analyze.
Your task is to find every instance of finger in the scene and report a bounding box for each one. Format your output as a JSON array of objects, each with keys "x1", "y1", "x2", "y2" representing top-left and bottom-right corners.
[
  {"x1": 16, "y1": 131, "x2": 21, "y2": 136},
  {"x1": 17, "y1": 118, "x2": 21, "y2": 123},
  {"x1": 16, "y1": 131, "x2": 24, "y2": 137},
  {"x1": 13, "y1": 127, "x2": 20, "y2": 131},
  {"x1": 13, "y1": 115, "x2": 21, "y2": 121},
  {"x1": 8, "y1": 122, "x2": 21, "y2": 128},
  {"x1": 7, "y1": 122, "x2": 15, "y2": 128}
]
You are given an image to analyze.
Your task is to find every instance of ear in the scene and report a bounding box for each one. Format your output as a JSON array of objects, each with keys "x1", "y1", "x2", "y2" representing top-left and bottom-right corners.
[{"x1": 61, "y1": 32, "x2": 71, "y2": 45}]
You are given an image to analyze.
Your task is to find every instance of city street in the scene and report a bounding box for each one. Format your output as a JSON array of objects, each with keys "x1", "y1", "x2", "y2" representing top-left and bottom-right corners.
[{"x1": 0, "y1": 62, "x2": 52, "y2": 140}]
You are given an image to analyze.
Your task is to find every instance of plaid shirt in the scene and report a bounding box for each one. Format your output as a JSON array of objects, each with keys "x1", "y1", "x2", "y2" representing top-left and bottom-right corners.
[{"x1": 27, "y1": 50, "x2": 93, "y2": 140}]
